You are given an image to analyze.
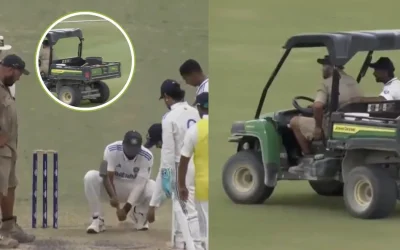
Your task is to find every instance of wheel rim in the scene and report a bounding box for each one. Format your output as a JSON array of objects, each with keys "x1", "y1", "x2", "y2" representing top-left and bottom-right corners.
[
  {"x1": 233, "y1": 165, "x2": 254, "y2": 192},
  {"x1": 353, "y1": 178, "x2": 373, "y2": 207},
  {"x1": 61, "y1": 92, "x2": 72, "y2": 104}
]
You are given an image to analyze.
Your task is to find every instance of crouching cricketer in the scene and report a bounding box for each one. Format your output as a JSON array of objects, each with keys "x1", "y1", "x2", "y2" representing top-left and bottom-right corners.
[
  {"x1": 83, "y1": 130, "x2": 155, "y2": 233},
  {"x1": 178, "y1": 92, "x2": 209, "y2": 250}
]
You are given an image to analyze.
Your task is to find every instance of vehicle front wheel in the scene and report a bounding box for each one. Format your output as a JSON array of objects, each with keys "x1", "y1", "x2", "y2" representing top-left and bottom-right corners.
[
  {"x1": 222, "y1": 150, "x2": 274, "y2": 204},
  {"x1": 57, "y1": 85, "x2": 82, "y2": 106},
  {"x1": 90, "y1": 81, "x2": 110, "y2": 104},
  {"x1": 343, "y1": 166, "x2": 397, "y2": 219},
  {"x1": 309, "y1": 180, "x2": 343, "y2": 196}
]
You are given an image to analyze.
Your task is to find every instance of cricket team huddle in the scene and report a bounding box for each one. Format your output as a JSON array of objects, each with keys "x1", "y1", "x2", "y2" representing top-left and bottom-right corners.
[{"x1": 83, "y1": 58, "x2": 209, "y2": 250}]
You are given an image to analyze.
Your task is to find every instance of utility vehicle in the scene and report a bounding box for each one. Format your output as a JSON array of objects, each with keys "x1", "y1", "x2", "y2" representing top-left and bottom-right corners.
[
  {"x1": 222, "y1": 30, "x2": 400, "y2": 219},
  {"x1": 40, "y1": 28, "x2": 121, "y2": 106}
]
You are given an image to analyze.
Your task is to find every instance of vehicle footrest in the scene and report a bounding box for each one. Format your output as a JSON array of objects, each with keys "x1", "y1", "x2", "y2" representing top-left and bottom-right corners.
[{"x1": 308, "y1": 157, "x2": 342, "y2": 178}]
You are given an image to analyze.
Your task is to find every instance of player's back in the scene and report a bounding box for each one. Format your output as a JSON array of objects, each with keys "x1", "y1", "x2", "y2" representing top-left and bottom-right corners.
[{"x1": 163, "y1": 101, "x2": 200, "y2": 162}]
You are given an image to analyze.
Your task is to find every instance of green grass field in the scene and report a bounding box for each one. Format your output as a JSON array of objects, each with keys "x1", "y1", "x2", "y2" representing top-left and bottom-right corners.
[
  {"x1": 210, "y1": 1, "x2": 400, "y2": 250},
  {"x1": 1, "y1": 0, "x2": 207, "y2": 249},
  {"x1": 45, "y1": 15, "x2": 132, "y2": 108}
]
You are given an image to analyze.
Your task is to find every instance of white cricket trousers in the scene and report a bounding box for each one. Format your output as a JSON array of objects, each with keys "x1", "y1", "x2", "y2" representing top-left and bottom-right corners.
[
  {"x1": 196, "y1": 201, "x2": 208, "y2": 250},
  {"x1": 83, "y1": 170, "x2": 155, "y2": 220},
  {"x1": 172, "y1": 165, "x2": 204, "y2": 250},
  {"x1": 150, "y1": 162, "x2": 203, "y2": 250}
]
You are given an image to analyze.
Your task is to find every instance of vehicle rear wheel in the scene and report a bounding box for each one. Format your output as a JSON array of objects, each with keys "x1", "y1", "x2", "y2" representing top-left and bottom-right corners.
[
  {"x1": 90, "y1": 81, "x2": 110, "y2": 104},
  {"x1": 57, "y1": 85, "x2": 82, "y2": 106},
  {"x1": 343, "y1": 166, "x2": 397, "y2": 219},
  {"x1": 222, "y1": 150, "x2": 274, "y2": 204},
  {"x1": 309, "y1": 180, "x2": 343, "y2": 196}
]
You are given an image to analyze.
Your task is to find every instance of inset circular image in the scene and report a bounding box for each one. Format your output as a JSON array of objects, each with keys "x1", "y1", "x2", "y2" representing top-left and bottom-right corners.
[{"x1": 36, "y1": 11, "x2": 135, "y2": 111}]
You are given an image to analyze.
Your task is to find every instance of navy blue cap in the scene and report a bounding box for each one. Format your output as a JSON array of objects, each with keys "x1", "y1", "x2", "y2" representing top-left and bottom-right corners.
[
  {"x1": 123, "y1": 130, "x2": 142, "y2": 148},
  {"x1": 144, "y1": 123, "x2": 162, "y2": 148},
  {"x1": 159, "y1": 79, "x2": 183, "y2": 99},
  {"x1": 369, "y1": 57, "x2": 395, "y2": 71},
  {"x1": 195, "y1": 92, "x2": 208, "y2": 108}
]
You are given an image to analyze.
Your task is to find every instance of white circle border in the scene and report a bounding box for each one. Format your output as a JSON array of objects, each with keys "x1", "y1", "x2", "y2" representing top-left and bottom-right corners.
[{"x1": 35, "y1": 11, "x2": 135, "y2": 112}]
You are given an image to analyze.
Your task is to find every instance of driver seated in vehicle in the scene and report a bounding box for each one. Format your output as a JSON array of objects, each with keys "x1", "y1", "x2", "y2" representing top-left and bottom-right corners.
[
  {"x1": 349, "y1": 57, "x2": 400, "y2": 102},
  {"x1": 39, "y1": 40, "x2": 57, "y2": 77},
  {"x1": 288, "y1": 55, "x2": 363, "y2": 174}
]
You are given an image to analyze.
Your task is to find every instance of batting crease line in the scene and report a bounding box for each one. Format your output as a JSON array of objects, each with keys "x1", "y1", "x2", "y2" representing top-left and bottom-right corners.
[{"x1": 60, "y1": 20, "x2": 107, "y2": 23}]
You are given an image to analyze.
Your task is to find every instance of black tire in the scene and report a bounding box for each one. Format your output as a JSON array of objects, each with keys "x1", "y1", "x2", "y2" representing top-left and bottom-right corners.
[
  {"x1": 57, "y1": 85, "x2": 82, "y2": 106},
  {"x1": 222, "y1": 150, "x2": 274, "y2": 204},
  {"x1": 343, "y1": 166, "x2": 397, "y2": 219},
  {"x1": 309, "y1": 180, "x2": 343, "y2": 196},
  {"x1": 90, "y1": 81, "x2": 110, "y2": 104}
]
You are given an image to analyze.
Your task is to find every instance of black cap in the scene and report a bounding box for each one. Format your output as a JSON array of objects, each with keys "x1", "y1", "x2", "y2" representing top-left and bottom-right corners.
[
  {"x1": 195, "y1": 92, "x2": 208, "y2": 109},
  {"x1": 159, "y1": 79, "x2": 184, "y2": 99},
  {"x1": 123, "y1": 130, "x2": 142, "y2": 149},
  {"x1": 317, "y1": 55, "x2": 331, "y2": 65},
  {"x1": 369, "y1": 57, "x2": 395, "y2": 71},
  {"x1": 144, "y1": 123, "x2": 162, "y2": 148},
  {"x1": 317, "y1": 55, "x2": 344, "y2": 69},
  {"x1": 0, "y1": 54, "x2": 30, "y2": 75}
]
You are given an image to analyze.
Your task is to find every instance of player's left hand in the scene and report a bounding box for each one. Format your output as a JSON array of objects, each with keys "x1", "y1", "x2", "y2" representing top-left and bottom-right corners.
[
  {"x1": 116, "y1": 208, "x2": 127, "y2": 221},
  {"x1": 147, "y1": 207, "x2": 156, "y2": 223},
  {"x1": 178, "y1": 185, "x2": 189, "y2": 201}
]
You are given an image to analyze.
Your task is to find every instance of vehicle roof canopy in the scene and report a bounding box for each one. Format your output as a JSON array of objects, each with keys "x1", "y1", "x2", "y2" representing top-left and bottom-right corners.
[
  {"x1": 283, "y1": 30, "x2": 400, "y2": 65},
  {"x1": 45, "y1": 28, "x2": 83, "y2": 46}
]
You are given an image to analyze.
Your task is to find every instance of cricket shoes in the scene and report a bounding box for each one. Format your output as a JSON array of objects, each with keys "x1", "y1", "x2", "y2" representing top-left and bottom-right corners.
[
  {"x1": 86, "y1": 217, "x2": 105, "y2": 234},
  {"x1": 130, "y1": 206, "x2": 149, "y2": 231}
]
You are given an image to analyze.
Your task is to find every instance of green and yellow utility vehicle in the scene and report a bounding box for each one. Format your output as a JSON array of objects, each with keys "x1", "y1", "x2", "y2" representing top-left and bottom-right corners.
[
  {"x1": 222, "y1": 30, "x2": 400, "y2": 219},
  {"x1": 40, "y1": 28, "x2": 121, "y2": 106}
]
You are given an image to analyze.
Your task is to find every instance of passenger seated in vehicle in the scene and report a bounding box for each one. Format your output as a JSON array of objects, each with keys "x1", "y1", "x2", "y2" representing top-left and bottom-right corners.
[
  {"x1": 39, "y1": 40, "x2": 57, "y2": 76},
  {"x1": 350, "y1": 57, "x2": 400, "y2": 102},
  {"x1": 288, "y1": 55, "x2": 363, "y2": 174}
]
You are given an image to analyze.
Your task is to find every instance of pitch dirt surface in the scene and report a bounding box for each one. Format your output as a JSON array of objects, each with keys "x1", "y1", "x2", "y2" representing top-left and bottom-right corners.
[
  {"x1": 210, "y1": 1, "x2": 400, "y2": 250},
  {"x1": 1, "y1": 0, "x2": 207, "y2": 249}
]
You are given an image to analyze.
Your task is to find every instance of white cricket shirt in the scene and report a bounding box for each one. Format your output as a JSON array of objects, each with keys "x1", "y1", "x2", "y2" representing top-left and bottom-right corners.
[
  {"x1": 379, "y1": 77, "x2": 400, "y2": 100},
  {"x1": 160, "y1": 101, "x2": 200, "y2": 170},
  {"x1": 103, "y1": 141, "x2": 154, "y2": 182},
  {"x1": 196, "y1": 78, "x2": 209, "y2": 96}
]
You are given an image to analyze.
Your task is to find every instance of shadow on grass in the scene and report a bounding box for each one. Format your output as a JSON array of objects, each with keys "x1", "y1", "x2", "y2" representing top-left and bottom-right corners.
[
  {"x1": 222, "y1": 192, "x2": 400, "y2": 219},
  {"x1": 266, "y1": 193, "x2": 345, "y2": 210}
]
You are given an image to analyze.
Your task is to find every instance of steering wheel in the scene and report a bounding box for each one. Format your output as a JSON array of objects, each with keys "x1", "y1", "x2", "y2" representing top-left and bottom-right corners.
[{"x1": 292, "y1": 96, "x2": 315, "y2": 116}]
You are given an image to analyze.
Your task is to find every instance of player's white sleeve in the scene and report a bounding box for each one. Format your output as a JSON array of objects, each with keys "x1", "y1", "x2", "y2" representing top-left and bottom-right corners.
[
  {"x1": 149, "y1": 171, "x2": 165, "y2": 207},
  {"x1": 147, "y1": 154, "x2": 154, "y2": 178},
  {"x1": 380, "y1": 82, "x2": 400, "y2": 100},
  {"x1": 103, "y1": 147, "x2": 116, "y2": 172},
  {"x1": 203, "y1": 81, "x2": 209, "y2": 93},
  {"x1": 160, "y1": 118, "x2": 176, "y2": 169},
  {"x1": 181, "y1": 125, "x2": 198, "y2": 158}
]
